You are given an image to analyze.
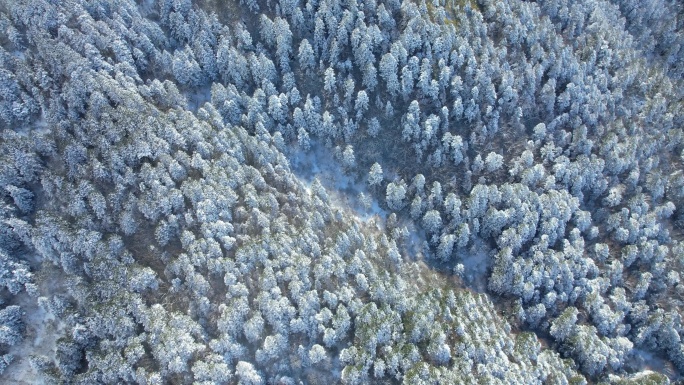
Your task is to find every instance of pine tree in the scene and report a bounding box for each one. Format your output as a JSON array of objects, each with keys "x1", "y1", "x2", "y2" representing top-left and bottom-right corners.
[
  {"x1": 368, "y1": 163, "x2": 383, "y2": 186},
  {"x1": 0, "y1": 305, "x2": 23, "y2": 346},
  {"x1": 298, "y1": 39, "x2": 316, "y2": 72},
  {"x1": 324, "y1": 67, "x2": 336, "y2": 94},
  {"x1": 355, "y1": 90, "x2": 369, "y2": 119},
  {"x1": 386, "y1": 181, "x2": 407, "y2": 211},
  {"x1": 379, "y1": 52, "x2": 399, "y2": 96}
]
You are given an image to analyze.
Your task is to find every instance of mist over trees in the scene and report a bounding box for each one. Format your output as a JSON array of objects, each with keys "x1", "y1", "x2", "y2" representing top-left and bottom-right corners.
[{"x1": 0, "y1": 0, "x2": 682, "y2": 383}]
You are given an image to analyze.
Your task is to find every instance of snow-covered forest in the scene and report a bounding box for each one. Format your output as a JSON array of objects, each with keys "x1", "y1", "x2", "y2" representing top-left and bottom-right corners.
[{"x1": 0, "y1": 0, "x2": 682, "y2": 383}]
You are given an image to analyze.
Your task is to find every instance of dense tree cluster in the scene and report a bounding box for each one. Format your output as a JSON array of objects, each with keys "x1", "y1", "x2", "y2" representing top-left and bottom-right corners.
[{"x1": 0, "y1": 0, "x2": 681, "y2": 383}]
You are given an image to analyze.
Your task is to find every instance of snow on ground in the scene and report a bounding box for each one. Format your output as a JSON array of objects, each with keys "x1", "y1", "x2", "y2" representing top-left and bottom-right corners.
[
  {"x1": 405, "y1": 226, "x2": 429, "y2": 260},
  {"x1": 1, "y1": 265, "x2": 68, "y2": 385},
  {"x1": 289, "y1": 139, "x2": 387, "y2": 223},
  {"x1": 187, "y1": 89, "x2": 212, "y2": 112},
  {"x1": 456, "y1": 237, "x2": 491, "y2": 292},
  {"x1": 11, "y1": 114, "x2": 51, "y2": 138},
  {"x1": 1, "y1": 294, "x2": 64, "y2": 385},
  {"x1": 630, "y1": 349, "x2": 677, "y2": 379}
]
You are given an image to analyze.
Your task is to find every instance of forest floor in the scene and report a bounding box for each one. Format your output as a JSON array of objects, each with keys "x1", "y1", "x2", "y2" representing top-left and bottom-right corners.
[
  {"x1": 2, "y1": 265, "x2": 68, "y2": 385},
  {"x1": 290, "y1": 139, "x2": 387, "y2": 224}
]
